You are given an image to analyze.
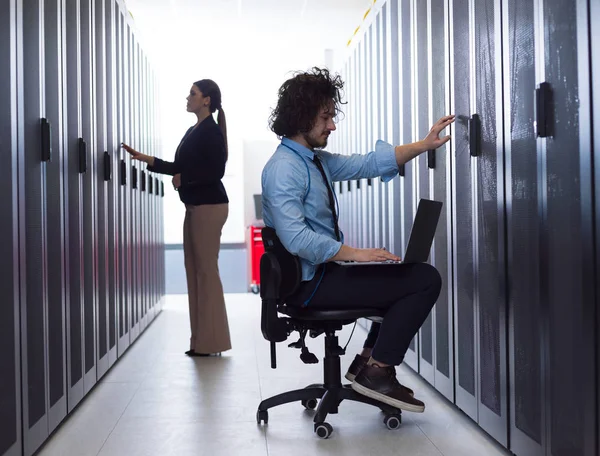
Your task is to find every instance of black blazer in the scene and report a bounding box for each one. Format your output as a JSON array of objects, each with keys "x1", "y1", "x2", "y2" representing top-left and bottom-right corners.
[{"x1": 148, "y1": 115, "x2": 228, "y2": 205}]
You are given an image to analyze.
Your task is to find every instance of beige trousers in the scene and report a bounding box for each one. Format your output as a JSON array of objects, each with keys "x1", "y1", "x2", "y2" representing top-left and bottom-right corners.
[{"x1": 183, "y1": 203, "x2": 231, "y2": 353}]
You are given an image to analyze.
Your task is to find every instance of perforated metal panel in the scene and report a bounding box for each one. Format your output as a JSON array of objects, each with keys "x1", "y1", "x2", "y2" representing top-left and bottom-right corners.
[
  {"x1": 400, "y1": 0, "x2": 417, "y2": 361},
  {"x1": 544, "y1": 0, "x2": 595, "y2": 454},
  {"x1": 0, "y1": 1, "x2": 21, "y2": 453},
  {"x1": 474, "y1": 0, "x2": 502, "y2": 417},
  {"x1": 95, "y1": 0, "x2": 109, "y2": 363},
  {"x1": 452, "y1": 0, "x2": 475, "y2": 397},
  {"x1": 506, "y1": 0, "x2": 543, "y2": 447},
  {"x1": 416, "y1": 0, "x2": 432, "y2": 367},
  {"x1": 65, "y1": 0, "x2": 84, "y2": 391},
  {"x1": 81, "y1": 0, "x2": 98, "y2": 381},
  {"x1": 431, "y1": 0, "x2": 450, "y2": 380},
  {"x1": 106, "y1": 0, "x2": 118, "y2": 352},
  {"x1": 22, "y1": 0, "x2": 49, "y2": 432}
]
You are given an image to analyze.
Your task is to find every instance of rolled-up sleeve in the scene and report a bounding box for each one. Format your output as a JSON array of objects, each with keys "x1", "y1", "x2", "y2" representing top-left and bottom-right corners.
[
  {"x1": 262, "y1": 159, "x2": 342, "y2": 264},
  {"x1": 321, "y1": 139, "x2": 399, "y2": 182}
]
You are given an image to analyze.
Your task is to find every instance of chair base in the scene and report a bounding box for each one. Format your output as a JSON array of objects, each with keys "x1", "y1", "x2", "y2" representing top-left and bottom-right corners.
[{"x1": 256, "y1": 332, "x2": 402, "y2": 438}]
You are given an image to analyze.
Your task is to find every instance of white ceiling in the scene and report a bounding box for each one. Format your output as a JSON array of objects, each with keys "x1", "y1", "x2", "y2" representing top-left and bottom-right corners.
[{"x1": 124, "y1": 0, "x2": 373, "y2": 55}]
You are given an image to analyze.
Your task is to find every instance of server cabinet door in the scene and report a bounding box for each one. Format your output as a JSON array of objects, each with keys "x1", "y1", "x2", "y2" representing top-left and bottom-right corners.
[
  {"x1": 128, "y1": 27, "x2": 140, "y2": 343},
  {"x1": 366, "y1": 25, "x2": 375, "y2": 250},
  {"x1": 398, "y1": 0, "x2": 418, "y2": 371},
  {"x1": 105, "y1": 0, "x2": 118, "y2": 367},
  {"x1": 451, "y1": 0, "x2": 508, "y2": 445},
  {"x1": 376, "y1": 9, "x2": 389, "y2": 251},
  {"x1": 388, "y1": 0, "x2": 402, "y2": 263},
  {"x1": 117, "y1": 8, "x2": 131, "y2": 356},
  {"x1": 358, "y1": 39, "x2": 366, "y2": 250},
  {"x1": 139, "y1": 47, "x2": 148, "y2": 330},
  {"x1": 472, "y1": 0, "x2": 507, "y2": 445},
  {"x1": 426, "y1": 0, "x2": 454, "y2": 401},
  {"x1": 64, "y1": 0, "x2": 85, "y2": 411},
  {"x1": 414, "y1": 0, "x2": 434, "y2": 383},
  {"x1": 593, "y1": 2, "x2": 600, "y2": 452},
  {"x1": 80, "y1": 0, "x2": 98, "y2": 394},
  {"x1": 542, "y1": 0, "x2": 595, "y2": 454},
  {"x1": 21, "y1": 0, "x2": 50, "y2": 452},
  {"x1": 349, "y1": 52, "x2": 357, "y2": 247},
  {"x1": 503, "y1": 0, "x2": 544, "y2": 454},
  {"x1": 44, "y1": 0, "x2": 68, "y2": 433},
  {"x1": 0, "y1": 1, "x2": 22, "y2": 455},
  {"x1": 95, "y1": 0, "x2": 110, "y2": 380},
  {"x1": 449, "y1": 0, "x2": 476, "y2": 421}
]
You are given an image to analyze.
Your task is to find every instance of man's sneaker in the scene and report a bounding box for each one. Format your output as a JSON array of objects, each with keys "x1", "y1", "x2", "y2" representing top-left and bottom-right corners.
[
  {"x1": 346, "y1": 355, "x2": 414, "y2": 397},
  {"x1": 351, "y1": 364, "x2": 424, "y2": 413},
  {"x1": 345, "y1": 354, "x2": 369, "y2": 382}
]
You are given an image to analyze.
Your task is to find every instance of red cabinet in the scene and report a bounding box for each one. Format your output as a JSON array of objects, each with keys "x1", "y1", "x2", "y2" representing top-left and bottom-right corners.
[{"x1": 248, "y1": 225, "x2": 264, "y2": 294}]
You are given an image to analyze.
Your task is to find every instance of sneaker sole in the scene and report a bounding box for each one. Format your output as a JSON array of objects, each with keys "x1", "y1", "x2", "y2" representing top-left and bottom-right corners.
[
  {"x1": 345, "y1": 372, "x2": 356, "y2": 382},
  {"x1": 351, "y1": 381, "x2": 425, "y2": 413}
]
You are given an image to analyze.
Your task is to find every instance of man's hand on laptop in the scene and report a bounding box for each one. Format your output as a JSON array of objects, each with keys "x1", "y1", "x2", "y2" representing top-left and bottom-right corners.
[{"x1": 330, "y1": 245, "x2": 401, "y2": 263}]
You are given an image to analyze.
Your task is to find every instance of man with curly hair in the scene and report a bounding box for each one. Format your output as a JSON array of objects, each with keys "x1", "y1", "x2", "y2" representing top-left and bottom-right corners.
[{"x1": 262, "y1": 67, "x2": 454, "y2": 413}]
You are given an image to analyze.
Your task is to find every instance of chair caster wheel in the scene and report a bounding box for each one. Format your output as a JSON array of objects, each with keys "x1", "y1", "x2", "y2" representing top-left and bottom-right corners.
[
  {"x1": 302, "y1": 399, "x2": 318, "y2": 410},
  {"x1": 257, "y1": 410, "x2": 268, "y2": 425},
  {"x1": 384, "y1": 413, "x2": 402, "y2": 430},
  {"x1": 314, "y1": 422, "x2": 333, "y2": 439},
  {"x1": 250, "y1": 284, "x2": 259, "y2": 294}
]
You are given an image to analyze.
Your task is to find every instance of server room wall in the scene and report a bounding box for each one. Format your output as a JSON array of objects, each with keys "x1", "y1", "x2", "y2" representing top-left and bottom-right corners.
[
  {"x1": 0, "y1": 0, "x2": 165, "y2": 455},
  {"x1": 333, "y1": 1, "x2": 598, "y2": 455}
]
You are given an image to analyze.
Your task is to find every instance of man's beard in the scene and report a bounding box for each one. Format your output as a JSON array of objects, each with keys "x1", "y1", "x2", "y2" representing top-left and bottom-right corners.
[{"x1": 304, "y1": 132, "x2": 328, "y2": 150}]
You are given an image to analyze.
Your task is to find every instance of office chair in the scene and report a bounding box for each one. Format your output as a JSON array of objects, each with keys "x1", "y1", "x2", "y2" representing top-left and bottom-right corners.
[{"x1": 256, "y1": 227, "x2": 402, "y2": 439}]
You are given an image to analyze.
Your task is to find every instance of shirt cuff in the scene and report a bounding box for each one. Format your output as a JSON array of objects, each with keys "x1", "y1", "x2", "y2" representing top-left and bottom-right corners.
[
  {"x1": 375, "y1": 140, "x2": 399, "y2": 182},
  {"x1": 318, "y1": 240, "x2": 343, "y2": 264}
]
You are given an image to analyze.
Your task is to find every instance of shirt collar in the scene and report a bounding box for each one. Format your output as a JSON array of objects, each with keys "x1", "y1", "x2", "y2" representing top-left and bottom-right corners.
[{"x1": 281, "y1": 137, "x2": 316, "y2": 160}]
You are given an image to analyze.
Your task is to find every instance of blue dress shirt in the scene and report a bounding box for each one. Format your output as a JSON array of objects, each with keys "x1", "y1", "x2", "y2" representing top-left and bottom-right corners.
[{"x1": 261, "y1": 137, "x2": 399, "y2": 282}]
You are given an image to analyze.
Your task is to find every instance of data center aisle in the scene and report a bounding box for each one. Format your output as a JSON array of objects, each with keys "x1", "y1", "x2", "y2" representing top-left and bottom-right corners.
[{"x1": 37, "y1": 294, "x2": 510, "y2": 456}]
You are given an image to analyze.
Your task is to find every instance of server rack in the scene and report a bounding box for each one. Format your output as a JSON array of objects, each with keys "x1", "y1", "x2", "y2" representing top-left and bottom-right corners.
[{"x1": 0, "y1": 1, "x2": 22, "y2": 454}]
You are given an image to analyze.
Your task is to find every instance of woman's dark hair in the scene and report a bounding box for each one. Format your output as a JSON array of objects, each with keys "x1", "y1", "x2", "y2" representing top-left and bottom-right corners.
[
  {"x1": 194, "y1": 79, "x2": 228, "y2": 160},
  {"x1": 269, "y1": 67, "x2": 345, "y2": 138}
]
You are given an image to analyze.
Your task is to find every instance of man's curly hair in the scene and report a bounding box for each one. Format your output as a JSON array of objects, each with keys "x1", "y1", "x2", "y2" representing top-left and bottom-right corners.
[{"x1": 269, "y1": 67, "x2": 345, "y2": 138}]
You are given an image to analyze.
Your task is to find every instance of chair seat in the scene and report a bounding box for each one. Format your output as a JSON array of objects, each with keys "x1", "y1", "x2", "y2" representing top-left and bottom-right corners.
[{"x1": 278, "y1": 305, "x2": 385, "y2": 322}]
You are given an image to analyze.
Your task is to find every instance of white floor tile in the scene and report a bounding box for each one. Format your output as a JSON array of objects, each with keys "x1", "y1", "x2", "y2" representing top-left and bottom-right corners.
[{"x1": 37, "y1": 294, "x2": 511, "y2": 456}]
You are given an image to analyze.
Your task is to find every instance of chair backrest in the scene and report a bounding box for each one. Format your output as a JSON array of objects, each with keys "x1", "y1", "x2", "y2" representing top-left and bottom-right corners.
[
  {"x1": 259, "y1": 227, "x2": 302, "y2": 342},
  {"x1": 261, "y1": 227, "x2": 301, "y2": 298}
]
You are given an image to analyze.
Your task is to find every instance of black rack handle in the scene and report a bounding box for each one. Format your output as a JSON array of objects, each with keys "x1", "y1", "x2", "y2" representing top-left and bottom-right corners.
[
  {"x1": 131, "y1": 165, "x2": 138, "y2": 189},
  {"x1": 536, "y1": 82, "x2": 553, "y2": 138},
  {"x1": 148, "y1": 175, "x2": 153, "y2": 194},
  {"x1": 367, "y1": 178, "x2": 372, "y2": 186},
  {"x1": 427, "y1": 149, "x2": 436, "y2": 169},
  {"x1": 160, "y1": 181, "x2": 164, "y2": 197},
  {"x1": 469, "y1": 114, "x2": 481, "y2": 157},
  {"x1": 78, "y1": 138, "x2": 87, "y2": 173},
  {"x1": 41, "y1": 118, "x2": 52, "y2": 162},
  {"x1": 103, "y1": 152, "x2": 111, "y2": 181},
  {"x1": 154, "y1": 177, "x2": 159, "y2": 195},
  {"x1": 347, "y1": 181, "x2": 351, "y2": 192},
  {"x1": 120, "y1": 159, "x2": 127, "y2": 186},
  {"x1": 399, "y1": 164, "x2": 405, "y2": 177},
  {"x1": 141, "y1": 170, "x2": 146, "y2": 192}
]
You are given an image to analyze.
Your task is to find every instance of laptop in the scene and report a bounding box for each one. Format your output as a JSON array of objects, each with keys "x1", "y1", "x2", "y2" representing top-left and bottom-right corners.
[{"x1": 335, "y1": 199, "x2": 443, "y2": 266}]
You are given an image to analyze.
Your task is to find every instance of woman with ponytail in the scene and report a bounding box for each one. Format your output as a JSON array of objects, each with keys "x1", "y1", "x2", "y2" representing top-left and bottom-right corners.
[{"x1": 122, "y1": 79, "x2": 231, "y2": 356}]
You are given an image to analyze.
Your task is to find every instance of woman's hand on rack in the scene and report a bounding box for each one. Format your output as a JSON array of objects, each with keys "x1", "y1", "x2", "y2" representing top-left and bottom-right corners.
[{"x1": 121, "y1": 143, "x2": 155, "y2": 167}]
